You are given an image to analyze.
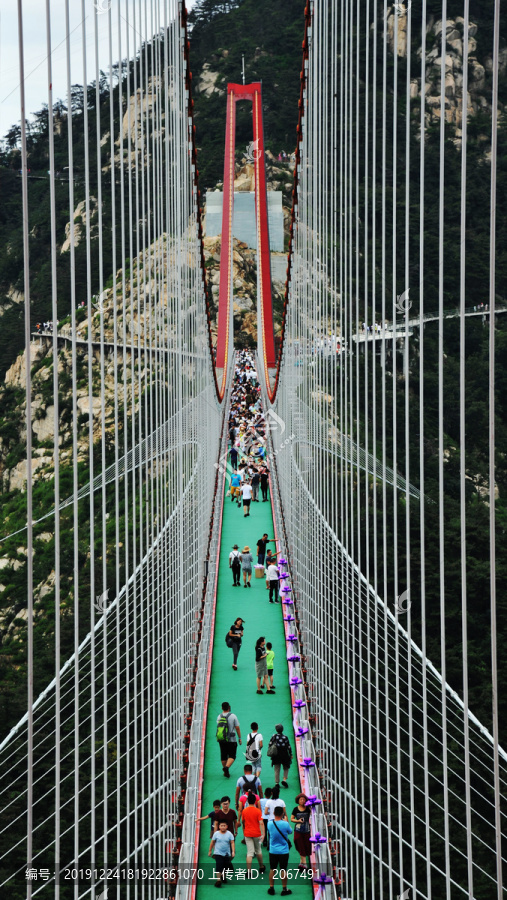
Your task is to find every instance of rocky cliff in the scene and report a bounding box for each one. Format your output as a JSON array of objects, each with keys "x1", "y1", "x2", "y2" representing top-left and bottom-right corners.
[{"x1": 388, "y1": 9, "x2": 507, "y2": 133}]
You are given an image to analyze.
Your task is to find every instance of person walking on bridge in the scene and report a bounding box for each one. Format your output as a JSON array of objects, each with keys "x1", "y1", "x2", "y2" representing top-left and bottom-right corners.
[
  {"x1": 229, "y1": 444, "x2": 238, "y2": 471},
  {"x1": 267, "y1": 807, "x2": 293, "y2": 896},
  {"x1": 214, "y1": 796, "x2": 238, "y2": 837},
  {"x1": 226, "y1": 617, "x2": 244, "y2": 670},
  {"x1": 229, "y1": 545, "x2": 241, "y2": 586},
  {"x1": 251, "y1": 468, "x2": 260, "y2": 502},
  {"x1": 260, "y1": 464, "x2": 270, "y2": 501},
  {"x1": 209, "y1": 820, "x2": 235, "y2": 887},
  {"x1": 241, "y1": 479, "x2": 253, "y2": 517},
  {"x1": 230, "y1": 471, "x2": 241, "y2": 505},
  {"x1": 240, "y1": 546, "x2": 253, "y2": 587},
  {"x1": 266, "y1": 560, "x2": 280, "y2": 604},
  {"x1": 255, "y1": 637, "x2": 275, "y2": 695},
  {"x1": 241, "y1": 791, "x2": 266, "y2": 877},
  {"x1": 217, "y1": 702, "x2": 242, "y2": 778},
  {"x1": 268, "y1": 724, "x2": 292, "y2": 788},
  {"x1": 234, "y1": 764, "x2": 263, "y2": 809}
]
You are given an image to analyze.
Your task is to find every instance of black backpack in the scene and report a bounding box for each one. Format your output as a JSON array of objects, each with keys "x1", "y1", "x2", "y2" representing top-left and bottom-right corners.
[{"x1": 241, "y1": 773, "x2": 257, "y2": 791}]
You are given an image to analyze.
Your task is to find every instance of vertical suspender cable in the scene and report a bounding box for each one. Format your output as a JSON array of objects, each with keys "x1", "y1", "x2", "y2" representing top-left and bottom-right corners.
[
  {"x1": 489, "y1": 0, "x2": 502, "y2": 895},
  {"x1": 459, "y1": 3, "x2": 474, "y2": 895},
  {"x1": 353, "y1": 1, "x2": 362, "y2": 892},
  {"x1": 114, "y1": 0, "x2": 124, "y2": 873},
  {"x1": 81, "y1": 0, "x2": 96, "y2": 876},
  {"x1": 403, "y1": 2, "x2": 415, "y2": 892},
  {"x1": 437, "y1": 6, "x2": 451, "y2": 896},
  {"x1": 125, "y1": 0, "x2": 136, "y2": 878},
  {"x1": 418, "y1": 1, "x2": 432, "y2": 895},
  {"x1": 45, "y1": 0, "x2": 62, "y2": 889},
  {"x1": 391, "y1": 7, "x2": 402, "y2": 884},
  {"x1": 92, "y1": 0, "x2": 108, "y2": 868},
  {"x1": 17, "y1": 1, "x2": 34, "y2": 893},
  {"x1": 132, "y1": 0, "x2": 140, "y2": 859},
  {"x1": 362, "y1": 3, "x2": 373, "y2": 887},
  {"x1": 371, "y1": 1, "x2": 382, "y2": 891},
  {"x1": 63, "y1": 0, "x2": 81, "y2": 877},
  {"x1": 381, "y1": 1, "x2": 391, "y2": 886}
]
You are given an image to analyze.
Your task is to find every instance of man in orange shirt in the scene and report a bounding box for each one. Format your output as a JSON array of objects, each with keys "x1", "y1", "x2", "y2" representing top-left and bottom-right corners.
[{"x1": 241, "y1": 791, "x2": 266, "y2": 876}]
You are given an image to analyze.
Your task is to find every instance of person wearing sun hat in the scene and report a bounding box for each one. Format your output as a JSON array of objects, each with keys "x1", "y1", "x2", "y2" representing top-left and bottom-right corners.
[{"x1": 239, "y1": 545, "x2": 254, "y2": 587}]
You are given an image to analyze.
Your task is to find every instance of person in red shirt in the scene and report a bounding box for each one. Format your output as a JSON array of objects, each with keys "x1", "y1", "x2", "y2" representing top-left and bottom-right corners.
[{"x1": 241, "y1": 792, "x2": 266, "y2": 876}]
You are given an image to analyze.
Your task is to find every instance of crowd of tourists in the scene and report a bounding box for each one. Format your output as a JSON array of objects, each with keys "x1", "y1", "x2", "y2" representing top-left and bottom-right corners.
[
  {"x1": 227, "y1": 350, "x2": 271, "y2": 517},
  {"x1": 211, "y1": 704, "x2": 312, "y2": 891},
  {"x1": 201, "y1": 351, "x2": 315, "y2": 893}
]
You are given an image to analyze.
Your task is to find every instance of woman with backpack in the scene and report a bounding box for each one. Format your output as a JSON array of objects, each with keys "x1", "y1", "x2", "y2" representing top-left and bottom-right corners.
[{"x1": 226, "y1": 617, "x2": 244, "y2": 670}]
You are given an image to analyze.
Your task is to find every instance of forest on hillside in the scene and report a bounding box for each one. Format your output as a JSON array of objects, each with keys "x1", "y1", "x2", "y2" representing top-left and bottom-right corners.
[
  {"x1": 0, "y1": 1, "x2": 504, "y2": 895},
  {"x1": 0, "y1": 0, "x2": 505, "y2": 730}
]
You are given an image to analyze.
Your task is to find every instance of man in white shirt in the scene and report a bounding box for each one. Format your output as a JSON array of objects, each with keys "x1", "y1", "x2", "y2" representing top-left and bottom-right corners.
[
  {"x1": 244, "y1": 722, "x2": 263, "y2": 777},
  {"x1": 265, "y1": 561, "x2": 279, "y2": 603},
  {"x1": 241, "y1": 481, "x2": 253, "y2": 517},
  {"x1": 263, "y1": 793, "x2": 287, "y2": 821}
]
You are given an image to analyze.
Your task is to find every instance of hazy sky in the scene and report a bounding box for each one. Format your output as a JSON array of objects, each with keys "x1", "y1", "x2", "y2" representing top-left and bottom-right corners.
[{"x1": 0, "y1": 0, "x2": 195, "y2": 142}]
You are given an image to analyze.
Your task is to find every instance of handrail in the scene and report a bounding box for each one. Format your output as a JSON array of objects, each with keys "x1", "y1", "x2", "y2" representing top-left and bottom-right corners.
[
  {"x1": 175, "y1": 354, "x2": 235, "y2": 900},
  {"x1": 260, "y1": 364, "x2": 337, "y2": 900}
]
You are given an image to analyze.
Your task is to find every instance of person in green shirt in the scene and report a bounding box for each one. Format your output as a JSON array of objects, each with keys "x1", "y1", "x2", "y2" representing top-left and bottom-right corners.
[{"x1": 266, "y1": 642, "x2": 275, "y2": 690}]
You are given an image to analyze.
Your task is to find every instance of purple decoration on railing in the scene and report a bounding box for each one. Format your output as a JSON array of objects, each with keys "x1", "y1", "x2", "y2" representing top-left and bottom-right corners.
[
  {"x1": 300, "y1": 757, "x2": 315, "y2": 769},
  {"x1": 290, "y1": 676, "x2": 303, "y2": 686},
  {"x1": 282, "y1": 598, "x2": 294, "y2": 606},
  {"x1": 281, "y1": 585, "x2": 292, "y2": 593},
  {"x1": 293, "y1": 699, "x2": 306, "y2": 709},
  {"x1": 295, "y1": 726, "x2": 309, "y2": 737},
  {"x1": 279, "y1": 571, "x2": 289, "y2": 578},
  {"x1": 286, "y1": 634, "x2": 298, "y2": 643},
  {"x1": 287, "y1": 655, "x2": 300, "y2": 663},
  {"x1": 305, "y1": 795, "x2": 322, "y2": 809},
  {"x1": 278, "y1": 558, "x2": 287, "y2": 565},
  {"x1": 313, "y1": 873, "x2": 333, "y2": 885},
  {"x1": 309, "y1": 832, "x2": 327, "y2": 845},
  {"x1": 284, "y1": 614, "x2": 295, "y2": 622}
]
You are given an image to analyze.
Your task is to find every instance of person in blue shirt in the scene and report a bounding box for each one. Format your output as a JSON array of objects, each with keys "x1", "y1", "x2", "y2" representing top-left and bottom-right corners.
[
  {"x1": 208, "y1": 820, "x2": 235, "y2": 887},
  {"x1": 267, "y1": 806, "x2": 293, "y2": 895},
  {"x1": 230, "y1": 471, "x2": 241, "y2": 505}
]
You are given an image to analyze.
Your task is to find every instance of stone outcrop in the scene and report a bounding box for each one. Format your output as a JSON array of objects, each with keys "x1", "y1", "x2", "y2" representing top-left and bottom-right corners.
[
  {"x1": 60, "y1": 197, "x2": 98, "y2": 254},
  {"x1": 197, "y1": 63, "x2": 224, "y2": 97},
  {"x1": 387, "y1": 7, "x2": 507, "y2": 133}
]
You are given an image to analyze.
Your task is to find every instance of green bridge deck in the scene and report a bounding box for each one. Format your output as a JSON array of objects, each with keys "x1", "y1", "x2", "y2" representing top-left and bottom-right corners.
[{"x1": 195, "y1": 488, "x2": 313, "y2": 899}]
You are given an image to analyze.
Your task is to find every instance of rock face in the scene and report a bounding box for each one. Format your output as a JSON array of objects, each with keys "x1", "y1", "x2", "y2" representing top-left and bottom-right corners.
[
  {"x1": 386, "y1": 9, "x2": 507, "y2": 133},
  {"x1": 60, "y1": 198, "x2": 98, "y2": 254},
  {"x1": 203, "y1": 235, "x2": 257, "y2": 341},
  {"x1": 197, "y1": 63, "x2": 224, "y2": 97}
]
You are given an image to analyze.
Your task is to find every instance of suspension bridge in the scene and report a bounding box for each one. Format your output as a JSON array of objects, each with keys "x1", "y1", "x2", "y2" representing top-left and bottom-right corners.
[{"x1": 0, "y1": 1, "x2": 505, "y2": 899}]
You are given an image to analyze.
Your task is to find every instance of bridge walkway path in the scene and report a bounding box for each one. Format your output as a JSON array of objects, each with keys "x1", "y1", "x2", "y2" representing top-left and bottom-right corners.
[{"x1": 195, "y1": 481, "x2": 313, "y2": 900}]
